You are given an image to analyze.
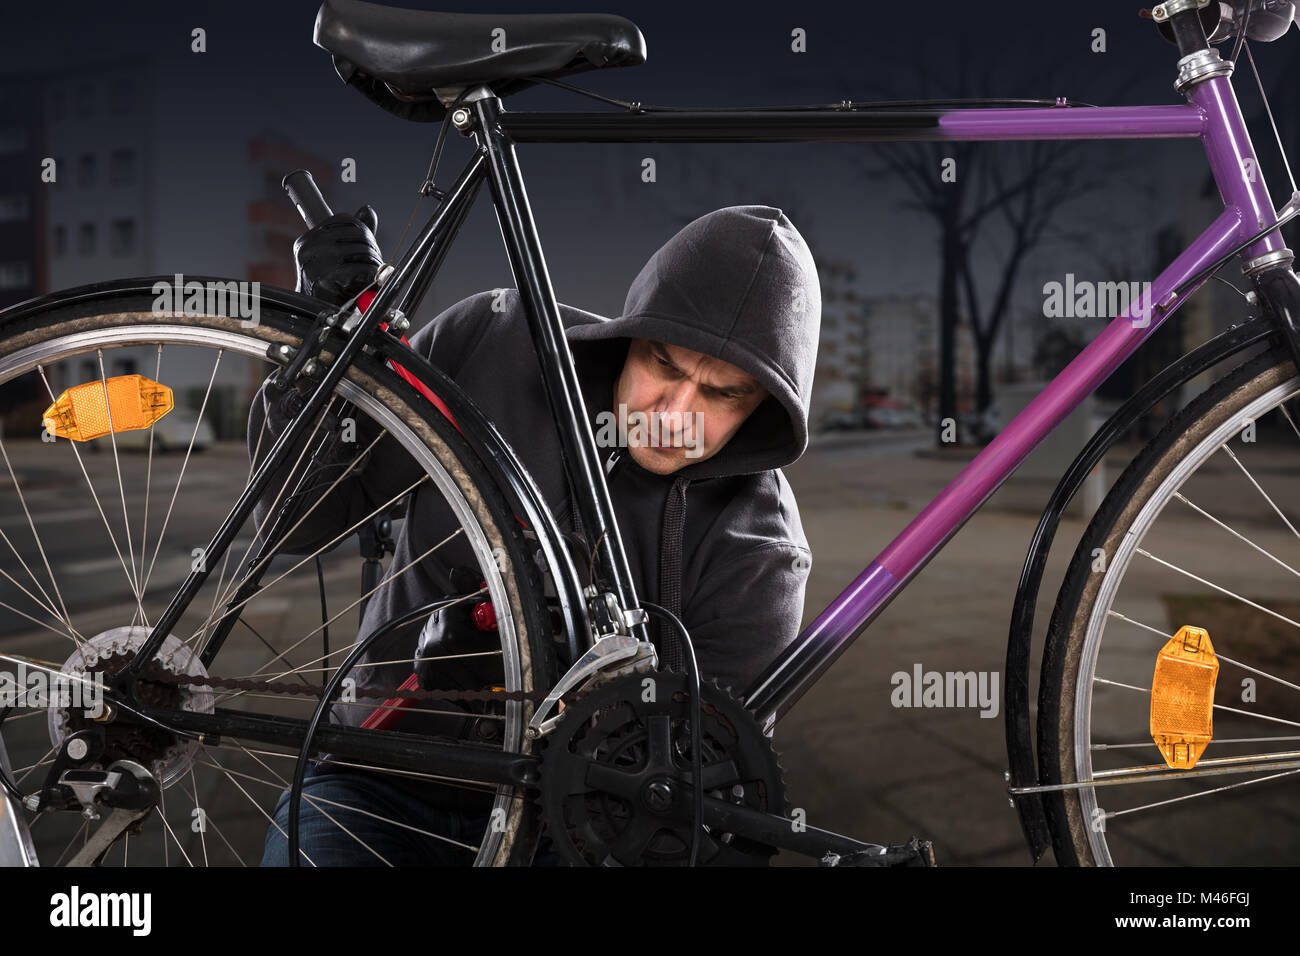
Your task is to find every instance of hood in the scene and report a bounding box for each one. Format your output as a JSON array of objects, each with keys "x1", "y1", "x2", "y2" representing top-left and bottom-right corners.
[{"x1": 566, "y1": 205, "x2": 821, "y2": 481}]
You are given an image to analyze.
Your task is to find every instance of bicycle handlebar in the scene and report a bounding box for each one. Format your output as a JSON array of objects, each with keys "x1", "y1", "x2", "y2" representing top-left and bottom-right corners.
[{"x1": 282, "y1": 169, "x2": 333, "y2": 230}]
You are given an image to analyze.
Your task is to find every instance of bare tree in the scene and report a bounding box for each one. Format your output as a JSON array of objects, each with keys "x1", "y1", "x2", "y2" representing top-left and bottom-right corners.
[{"x1": 765, "y1": 33, "x2": 1145, "y2": 443}]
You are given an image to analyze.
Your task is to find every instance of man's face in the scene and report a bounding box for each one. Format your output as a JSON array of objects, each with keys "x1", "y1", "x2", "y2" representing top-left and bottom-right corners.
[{"x1": 611, "y1": 338, "x2": 768, "y2": 475}]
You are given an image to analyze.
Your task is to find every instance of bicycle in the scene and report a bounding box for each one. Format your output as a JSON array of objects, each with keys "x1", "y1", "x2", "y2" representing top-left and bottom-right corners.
[{"x1": 4, "y1": 0, "x2": 1300, "y2": 867}]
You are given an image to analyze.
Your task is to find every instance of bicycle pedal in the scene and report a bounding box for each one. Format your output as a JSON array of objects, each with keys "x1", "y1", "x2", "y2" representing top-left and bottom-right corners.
[{"x1": 1150, "y1": 625, "x2": 1219, "y2": 769}]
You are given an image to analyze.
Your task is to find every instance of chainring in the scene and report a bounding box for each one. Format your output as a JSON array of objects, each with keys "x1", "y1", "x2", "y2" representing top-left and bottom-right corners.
[{"x1": 538, "y1": 670, "x2": 786, "y2": 866}]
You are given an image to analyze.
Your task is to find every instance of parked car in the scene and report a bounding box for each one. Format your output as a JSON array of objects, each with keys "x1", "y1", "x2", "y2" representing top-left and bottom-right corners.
[
  {"x1": 863, "y1": 407, "x2": 925, "y2": 430},
  {"x1": 820, "y1": 411, "x2": 867, "y2": 432},
  {"x1": 91, "y1": 409, "x2": 214, "y2": 453}
]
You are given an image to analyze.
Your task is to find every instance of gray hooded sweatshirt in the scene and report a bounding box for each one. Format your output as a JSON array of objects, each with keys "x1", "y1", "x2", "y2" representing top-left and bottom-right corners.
[{"x1": 249, "y1": 205, "x2": 820, "y2": 772}]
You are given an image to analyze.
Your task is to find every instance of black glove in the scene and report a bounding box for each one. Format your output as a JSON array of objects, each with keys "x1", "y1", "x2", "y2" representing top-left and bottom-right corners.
[
  {"x1": 414, "y1": 567, "x2": 499, "y2": 692},
  {"x1": 292, "y1": 205, "x2": 383, "y2": 307}
]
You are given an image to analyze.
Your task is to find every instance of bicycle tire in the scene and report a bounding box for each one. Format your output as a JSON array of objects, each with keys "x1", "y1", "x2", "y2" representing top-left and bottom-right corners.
[
  {"x1": 0, "y1": 283, "x2": 557, "y2": 866},
  {"x1": 1040, "y1": 343, "x2": 1300, "y2": 865}
]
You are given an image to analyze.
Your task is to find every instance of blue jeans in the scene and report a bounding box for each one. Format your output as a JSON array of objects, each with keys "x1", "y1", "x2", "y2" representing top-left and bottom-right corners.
[{"x1": 260, "y1": 768, "x2": 559, "y2": 866}]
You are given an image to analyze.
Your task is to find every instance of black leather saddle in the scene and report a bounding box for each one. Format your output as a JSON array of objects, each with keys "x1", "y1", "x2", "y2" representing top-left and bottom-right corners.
[{"x1": 314, "y1": 0, "x2": 647, "y2": 122}]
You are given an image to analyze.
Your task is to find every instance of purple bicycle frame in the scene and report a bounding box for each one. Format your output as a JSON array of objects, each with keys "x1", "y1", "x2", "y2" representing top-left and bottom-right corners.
[{"x1": 735, "y1": 73, "x2": 1293, "y2": 728}]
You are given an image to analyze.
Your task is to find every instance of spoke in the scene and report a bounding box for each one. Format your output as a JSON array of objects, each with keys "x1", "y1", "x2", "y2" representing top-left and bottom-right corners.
[
  {"x1": 1094, "y1": 734, "x2": 1300, "y2": 750},
  {"x1": 0, "y1": 432, "x2": 75, "y2": 633},
  {"x1": 239, "y1": 533, "x2": 469, "y2": 683},
  {"x1": 0, "y1": 597, "x2": 83, "y2": 646},
  {"x1": 195, "y1": 764, "x2": 475, "y2": 858},
  {"x1": 226, "y1": 739, "x2": 396, "y2": 864},
  {"x1": 1174, "y1": 490, "x2": 1300, "y2": 583},
  {"x1": 222, "y1": 618, "x2": 313, "y2": 690},
  {"x1": 156, "y1": 793, "x2": 195, "y2": 867},
  {"x1": 0, "y1": 541, "x2": 83, "y2": 647},
  {"x1": 219, "y1": 747, "x2": 501, "y2": 795},
  {"x1": 139, "y1": 349, "x2": 224, "y2": 598},
  {"x1": 202, "y1": 421, "x2": 390, "y2": 616},
  {"x1": 1105, "y1": 767, "x2": 1300, "y2": 820},
  {"x1": 229, "y1": 649, "x2": 502, "y2": 681},
  {"x1": 196, "y1": 420, "x2": 271, "y2": 650},
  {"x1": 137, "y1": 345, "x2": 163, "y2": 590},
  {"x1": 96, "y1": 349, "x2": 143, "y2": 627},
  {"x1": 216, "y1": 693, "x2": 503, "y2": 722},
  {"x1": 198, "y1": 759, "x2": 475, "y2": 854},
  {"x1": 233, "y1": 738, "x2": 295, "y2": 789},
  {"x1": 302, "y1": 792, "x2": 393, "y2": 865},
  {"x1": 1277, "y1": 402, "x2": 1300, "y2": 447},
  {"x1": 231, "y1": 421, "x2": 390, "y2": 600},
  {"x1": 178, "y1": 771, "x2": 241, "y2": 866},
  {"x1": 187, "y1": 474, "x2": 429, "y2": 647},
  {"x1": 1219, "y1": 444, "x2": 1300, "y2": 543},
  {"x1": 0, "y1": 652, "x2": 111, "y2": 693},
  {"x1": 1136, "y1": 547, "x2": 1300, "y2": 639},
  {"x1": 1094, "y1": 674, "x2": 1300, "y2": 729},
  {"x1": 244, "y1": 587, "x2": 488, "y2": 697},
  {"x1": 198, "y1": 535, "x2": 238, "y2": 650},
  {"x1": 202, "y1": 751, "x2": 315, "y2": 866},
  {"x1": 307, "y1": 792, "x2": 475, "y2": 853},
  {"x1": 186, "y1": 767, "x2": 209, "y2": 866},
  {"x1": 36, "y1": 365, "x2": 146, "y2": 625},
  {"x1": 52, "y1": 819, "x2": 89, "y2": 867},
  {"x1": 159, "y1": 782, "x2": 168, "y2": 865},
  {"x1": 14, "y1": 753, "x2": 55, "y2": 784},
  {"x1": 209, "y1": 396, "x2": 343, "y2": 611},
  {"x1": 1107, "y1": 607, "x2": 1300, "y2": 694}
]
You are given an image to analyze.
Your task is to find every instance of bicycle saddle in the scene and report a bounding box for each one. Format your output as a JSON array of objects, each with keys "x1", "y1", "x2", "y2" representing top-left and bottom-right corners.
[{"x1": 314, "y1": 0, "x2": 647, "y2": 122}]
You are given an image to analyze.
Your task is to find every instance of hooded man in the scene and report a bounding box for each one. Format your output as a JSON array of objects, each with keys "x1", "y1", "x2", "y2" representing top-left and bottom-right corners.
[{"x1": 255, "y1": 204, "x2": 821, "y2": 865}]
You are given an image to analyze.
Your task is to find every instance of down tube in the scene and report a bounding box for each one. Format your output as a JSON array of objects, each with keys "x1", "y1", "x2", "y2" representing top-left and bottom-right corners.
[{"x1": 745, "y1": 207, "x2": 1245, "y2": 729}]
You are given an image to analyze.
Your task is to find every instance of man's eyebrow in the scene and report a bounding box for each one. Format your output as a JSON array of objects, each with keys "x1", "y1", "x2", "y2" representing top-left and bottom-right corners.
[{"x1": 652, "y1": 343, "x2": 758, "y2": 395}]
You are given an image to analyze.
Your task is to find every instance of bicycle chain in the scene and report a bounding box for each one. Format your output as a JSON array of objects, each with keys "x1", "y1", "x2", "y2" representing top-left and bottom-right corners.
[{"x1": 143, "y1": 671, "x2": 552, "y2": 703}]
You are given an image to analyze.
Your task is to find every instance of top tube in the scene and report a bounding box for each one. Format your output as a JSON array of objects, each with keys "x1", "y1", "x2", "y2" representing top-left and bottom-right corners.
[{"x1": 496, "y1": 103, "x2": 1207, "y2": 143}]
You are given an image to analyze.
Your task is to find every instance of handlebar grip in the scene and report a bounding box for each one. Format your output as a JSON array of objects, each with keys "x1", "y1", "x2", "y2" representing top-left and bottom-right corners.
[{"x1": 282, "y1": 169, "x2": 334, "y2": 230}]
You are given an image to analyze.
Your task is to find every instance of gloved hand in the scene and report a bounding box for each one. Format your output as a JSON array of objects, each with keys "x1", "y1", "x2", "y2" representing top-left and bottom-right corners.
[
  {"x1": 415, "y1": 567, "x2": 499, "y2": 691},
  {"x1": 292, "y1": 205, "x2": 383, "y2": 307}
]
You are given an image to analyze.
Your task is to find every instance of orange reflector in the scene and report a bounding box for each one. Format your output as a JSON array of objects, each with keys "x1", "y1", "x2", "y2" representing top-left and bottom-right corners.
[
  {"x1": 1150, "y1": 625, "x2": 1219, "y2": 769},
  {"x1": 42, "y1": 375, "x2": 173, "y2": 442}
]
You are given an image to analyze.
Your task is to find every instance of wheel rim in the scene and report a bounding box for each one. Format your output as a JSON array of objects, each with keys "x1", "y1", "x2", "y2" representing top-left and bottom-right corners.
[
  {"x1": 1077, "y1": 368, "x2": 1300, "y2": 865},
  {"x1": 0, "y1": 319, "x2": 533, "y2": 866}
]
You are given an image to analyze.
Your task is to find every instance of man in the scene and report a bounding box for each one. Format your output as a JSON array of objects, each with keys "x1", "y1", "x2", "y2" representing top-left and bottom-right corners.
[{"x1": 255, "y1": 203, "x2": 821, "y2": 865}]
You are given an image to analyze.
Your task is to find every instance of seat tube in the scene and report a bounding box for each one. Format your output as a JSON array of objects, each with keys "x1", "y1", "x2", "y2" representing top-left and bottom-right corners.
[{"x1": 469, "y1": 90, "x2": 648, "y2": 640}]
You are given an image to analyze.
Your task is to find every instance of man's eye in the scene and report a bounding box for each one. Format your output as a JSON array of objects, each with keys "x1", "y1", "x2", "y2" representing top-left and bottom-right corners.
[{"x1": 654, "y1": 356, "x2": 672, "y2": 368}]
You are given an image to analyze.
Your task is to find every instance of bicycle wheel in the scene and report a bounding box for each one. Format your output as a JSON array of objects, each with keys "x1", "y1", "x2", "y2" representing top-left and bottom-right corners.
[
  {"x1": 1040, "y1": 343, "x2": 1300, "y2": 865},
  {"x1": 0, "y1": 282, "x2": 556, "y2": 866}
]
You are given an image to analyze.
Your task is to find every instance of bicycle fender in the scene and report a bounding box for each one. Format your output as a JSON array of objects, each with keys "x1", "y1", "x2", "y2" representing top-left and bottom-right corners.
[
  {"x1": 1005, "y1": 314, "x2": 1278, "y2": 863},
  {"x1": 0, "y1": 276, "x2": 591, "y2": 668}
]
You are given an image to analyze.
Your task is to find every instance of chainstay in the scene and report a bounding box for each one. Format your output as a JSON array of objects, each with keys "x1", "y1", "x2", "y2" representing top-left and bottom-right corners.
[{"x1": 145, "y1": 671, "x2": 551, "y2": 703}]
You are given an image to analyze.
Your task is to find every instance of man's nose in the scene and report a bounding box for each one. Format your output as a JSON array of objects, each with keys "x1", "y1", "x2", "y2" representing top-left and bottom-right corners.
[{"x1": 655, "y1": 380, "x2": 698, "y2": 417}]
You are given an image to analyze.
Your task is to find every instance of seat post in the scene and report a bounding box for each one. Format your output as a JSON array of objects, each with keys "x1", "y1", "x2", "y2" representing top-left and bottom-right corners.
[{"x1": 467, "y1": 89, "x2": 648, "y2": 644}]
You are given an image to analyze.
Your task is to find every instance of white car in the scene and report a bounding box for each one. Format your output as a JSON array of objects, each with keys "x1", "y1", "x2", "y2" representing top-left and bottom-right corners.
[{"x1": 90, "y1": 409, "x2": 214, "y2": 453}]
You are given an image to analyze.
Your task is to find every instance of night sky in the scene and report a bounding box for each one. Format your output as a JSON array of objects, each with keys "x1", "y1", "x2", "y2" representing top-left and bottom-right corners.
[{"x1": 0, "y1": 0, "x2": 1289, "y2": 327}]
